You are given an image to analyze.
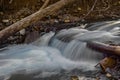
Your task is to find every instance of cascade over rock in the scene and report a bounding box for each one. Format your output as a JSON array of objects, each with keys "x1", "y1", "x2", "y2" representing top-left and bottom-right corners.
[{"x1": 0, "y1": 20, "x2": 120, "y2": 78}]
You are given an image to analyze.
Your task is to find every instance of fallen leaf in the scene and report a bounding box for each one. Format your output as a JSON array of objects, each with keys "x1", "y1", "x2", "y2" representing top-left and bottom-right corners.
[{"x1": 100, "y1": 57, "x2": 117, "y2": 71}]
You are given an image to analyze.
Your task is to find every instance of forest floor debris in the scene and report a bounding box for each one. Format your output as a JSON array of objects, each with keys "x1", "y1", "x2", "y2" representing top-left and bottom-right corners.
[{"x1": 96, "y1": 56, "x2": 120, "y2": 80}]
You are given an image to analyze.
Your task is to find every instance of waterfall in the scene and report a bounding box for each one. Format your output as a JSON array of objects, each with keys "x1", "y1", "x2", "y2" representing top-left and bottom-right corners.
[
  {"x1": 50, "y1": 27, "x2": 120, "y2": 61},
  {"x1": 87, "y1": 20, "x2": 120, "y2": 31},
  {"x1": 0, "y1": 20, "x2": 120, "y2": 78}
]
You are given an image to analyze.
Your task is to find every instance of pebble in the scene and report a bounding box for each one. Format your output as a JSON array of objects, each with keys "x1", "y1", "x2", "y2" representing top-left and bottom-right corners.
[
  {"x1": 19, "y1": 29, "x2": 26, "y2": 35},
  {"x1": 2, "y1": 19, "x2": 9, "y2": 23},
  {"x1": 0, "y1": 12, "x2": 3, "y2": 15},
  {"x1": 64, "y1": 19, "x2": 70, "y2": 23},
  {"x1": 77, "y1": 7, "x2": 82, "y2": 11},
  {"x1": 106, "y1": 73, "x2": 112, "y2": 78}
]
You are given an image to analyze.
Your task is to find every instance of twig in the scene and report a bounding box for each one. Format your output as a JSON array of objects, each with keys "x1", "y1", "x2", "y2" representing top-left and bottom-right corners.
[
  {"x1": 9, "y1": 0, "x2": 13, "y2": 4},
  {"x1": 0, "y1": 0, "x2": 3, "y2": 5},
  {"x1": 81, "y1": 0, "x2": 98, "y2": 19},
  {"x1": 40, "y1": 0, "x2": 50, "y2": 10},
  {"x1": 95, "y1": 0, "x2": 110, "y2": 12},
  {"x1": 96, "y1": 5, "x2": 110, "y2": 12}
]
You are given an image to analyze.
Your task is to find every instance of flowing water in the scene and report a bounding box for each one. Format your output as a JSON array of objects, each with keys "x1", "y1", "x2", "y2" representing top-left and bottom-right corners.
[{"x1": 0, "y1": 20, "x2": 120, "y2": 80}]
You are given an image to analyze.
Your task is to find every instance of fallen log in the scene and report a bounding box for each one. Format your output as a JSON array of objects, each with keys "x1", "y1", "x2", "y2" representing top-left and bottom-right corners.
[
  {"x1": 0, "y1": 0, "x2": 76, "y2": 43},
  {"x1": 87, "y1": 41, "x2": 120, "y2": 56}
]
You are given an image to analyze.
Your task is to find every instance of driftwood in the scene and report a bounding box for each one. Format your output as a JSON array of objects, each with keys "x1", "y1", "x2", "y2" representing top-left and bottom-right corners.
[
  {"x1": 87, "y1": 41, "x2": 120, "y2": 56},
  {"x1": 0, "y1": 0, "x2": 76, "y2": 43}
]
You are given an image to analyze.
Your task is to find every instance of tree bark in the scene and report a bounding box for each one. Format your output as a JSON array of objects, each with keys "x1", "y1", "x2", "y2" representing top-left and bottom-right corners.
[{"x1": 0, "y1": 0, "x2": 76, "y2": 43}]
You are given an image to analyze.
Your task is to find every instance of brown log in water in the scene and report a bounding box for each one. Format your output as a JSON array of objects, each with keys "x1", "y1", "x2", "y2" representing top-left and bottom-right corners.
[{"x1": 87, "y1": 41, "x2": 120, "y2": 56}]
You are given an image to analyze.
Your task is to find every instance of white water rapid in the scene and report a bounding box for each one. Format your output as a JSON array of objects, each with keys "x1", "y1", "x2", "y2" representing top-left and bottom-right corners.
[{"x1": 0, "y1": 20, "x2": 120, "y2": 79}]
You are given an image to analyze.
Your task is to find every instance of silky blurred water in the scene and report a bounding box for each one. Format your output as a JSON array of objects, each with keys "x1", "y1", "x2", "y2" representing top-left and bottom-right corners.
[{"x1": 0, "y1": 20, "x2": 120, "y2": 80}]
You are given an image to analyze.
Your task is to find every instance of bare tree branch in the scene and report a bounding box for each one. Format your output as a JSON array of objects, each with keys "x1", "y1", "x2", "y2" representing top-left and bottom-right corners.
[
  {"x1": 0, "y1": 0, "x2": 76, "y2": 43},
  {"x1": 81, "y1": 0, "x2": 98, "y2": 19},
  {"x1": 40, "y1": 0, "x2": 50, "y2": 10}
]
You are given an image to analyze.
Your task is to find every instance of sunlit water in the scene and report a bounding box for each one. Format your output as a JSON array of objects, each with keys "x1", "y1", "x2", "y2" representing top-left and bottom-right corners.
[{"x1": 0, "y1": 20, "x2": 120, "y2": 80}]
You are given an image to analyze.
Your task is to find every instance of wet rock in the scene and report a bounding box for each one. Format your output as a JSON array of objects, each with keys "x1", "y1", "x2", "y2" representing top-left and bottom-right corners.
[{"x1": 24, "y1": 31, "x2": 40, "y2": 44}]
